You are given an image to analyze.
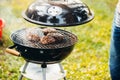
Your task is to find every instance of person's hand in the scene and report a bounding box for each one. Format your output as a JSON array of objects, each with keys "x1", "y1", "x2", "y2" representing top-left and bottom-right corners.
[{"x1": 117, "y1": 0, "x2": 120, "y2": 13}]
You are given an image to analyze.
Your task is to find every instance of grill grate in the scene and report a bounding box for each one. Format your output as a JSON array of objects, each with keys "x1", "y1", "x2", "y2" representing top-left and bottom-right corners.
[{"x1": 11, "y1": 28, "x2": 77, "y2": 49}]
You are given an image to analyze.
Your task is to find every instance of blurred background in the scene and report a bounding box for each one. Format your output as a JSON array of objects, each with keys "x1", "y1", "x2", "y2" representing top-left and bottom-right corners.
[{"x1": 0, "y1": 0, "x2": 118, "y2": 80}]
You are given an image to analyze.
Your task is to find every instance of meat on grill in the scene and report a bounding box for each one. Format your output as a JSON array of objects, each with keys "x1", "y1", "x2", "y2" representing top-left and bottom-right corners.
[
  {"x1": 27, "y1": 28, "x2": 44, "y2": 42},
  {"x1": 27, "y1": 27, "x2": 64, "y2": 44},
  {"x1": 42, "y1": 27, "x2": 57, "y2": 35},
  {"x1": 47, "y1": 32, "x2": 64, "y2": 42},
  {"x1": 28, "y1": 34, "x2": 41, "y2": 42},
  {"x1": 40, "y1": 36, "x2": 56, "y2": 44}
]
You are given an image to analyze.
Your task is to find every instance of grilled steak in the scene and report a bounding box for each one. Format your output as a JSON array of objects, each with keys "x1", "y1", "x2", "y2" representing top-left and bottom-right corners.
[
  {"x1": 42, "y1": 27, "x2": 57, "y2": 35},
  {"x1": 47, "y1": 32, "x2": 64, "y2": 42}
]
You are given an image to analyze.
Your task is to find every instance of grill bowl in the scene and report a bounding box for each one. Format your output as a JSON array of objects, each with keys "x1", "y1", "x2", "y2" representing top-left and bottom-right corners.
[{"x1": 9, "y1": 27, "x2": 78, "y2": 64}]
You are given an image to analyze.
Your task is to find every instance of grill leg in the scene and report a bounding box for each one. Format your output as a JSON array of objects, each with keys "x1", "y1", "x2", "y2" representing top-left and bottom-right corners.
[
  {"x1": 18, "y1": 61, "x2": 29, "y2": 80},
  {"x1": 63, "y1": 77, "x2": 67, "y2": 80},
  {"x1": 41, "y1": 63, "x2": 47, "y2": 80},
  {"x1": 59, "y1": 63, "x2": 67, "y2": 80}
]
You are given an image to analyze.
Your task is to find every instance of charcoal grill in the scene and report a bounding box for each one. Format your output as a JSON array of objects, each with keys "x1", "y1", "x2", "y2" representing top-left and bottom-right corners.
[
  {"x1": 6, "y1": 27, "x2": 78, "y2": 63},
  {"x1": 5, "y1": 0, "x2": 94, "y2": 80},
  {"x1": 6, "y1": 27, "x2": 77, "y2": 80}
]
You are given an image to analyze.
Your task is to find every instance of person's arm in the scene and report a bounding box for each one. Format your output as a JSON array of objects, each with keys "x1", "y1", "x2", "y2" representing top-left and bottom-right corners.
[
  {"x1": 114, "y1": 0, "x2": 120, "y2": 27},
  {"x1": 109, "y1": 1, "x2": 120, "y2": 80},
  {"x1": 117, "y1": 0, "x2": 120, "y2": 13}
]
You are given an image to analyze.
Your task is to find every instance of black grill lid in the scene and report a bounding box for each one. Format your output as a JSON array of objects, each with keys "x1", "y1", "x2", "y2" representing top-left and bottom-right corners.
[{"x1": 22, "y1": 0, "x2": 94, "y2": 27}]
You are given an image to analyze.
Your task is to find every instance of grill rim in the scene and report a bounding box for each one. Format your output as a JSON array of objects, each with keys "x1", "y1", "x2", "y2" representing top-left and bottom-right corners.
[{"x1": 10, "y1": 27, "x2": 78, "y2": 49}]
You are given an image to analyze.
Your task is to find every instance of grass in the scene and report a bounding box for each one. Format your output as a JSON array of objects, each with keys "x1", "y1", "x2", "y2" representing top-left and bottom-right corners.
[{"x1": 0, "y1": 0, "x2": 118, "y2": 80}]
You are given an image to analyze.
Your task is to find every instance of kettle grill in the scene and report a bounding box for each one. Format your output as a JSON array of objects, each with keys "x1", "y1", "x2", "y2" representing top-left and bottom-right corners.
[{"x1": 5, "y1": 0, "x2": 94, "y2": 80}]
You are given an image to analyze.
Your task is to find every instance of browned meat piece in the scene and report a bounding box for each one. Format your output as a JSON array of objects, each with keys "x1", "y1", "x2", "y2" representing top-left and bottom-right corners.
[
  {"x1": 47, "y1": 32, "x2": 64, "y2": 42},
  {"x1": 27, "y1": 28, "x2": 44, "y2": 42},
  {"x1": 28, "y1": 34, "x2": 40, "y2": 42},
  {"x1": 40, "y1": 36, "x2": 56, "y2": 44},
  {"x1": 42, "y1": 27, "x2": 57, "y2": 35}
]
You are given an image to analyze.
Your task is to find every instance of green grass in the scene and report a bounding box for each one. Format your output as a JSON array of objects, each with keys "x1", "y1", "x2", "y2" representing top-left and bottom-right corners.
[{"x1": 0, "y1": 0, "x2": 117, "y2": 80}]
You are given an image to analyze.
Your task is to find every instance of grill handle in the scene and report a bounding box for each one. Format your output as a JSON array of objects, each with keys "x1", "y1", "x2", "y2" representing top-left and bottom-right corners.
[{"x1": 5, "y1": 45, "x2": 20, "y2": 56}]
